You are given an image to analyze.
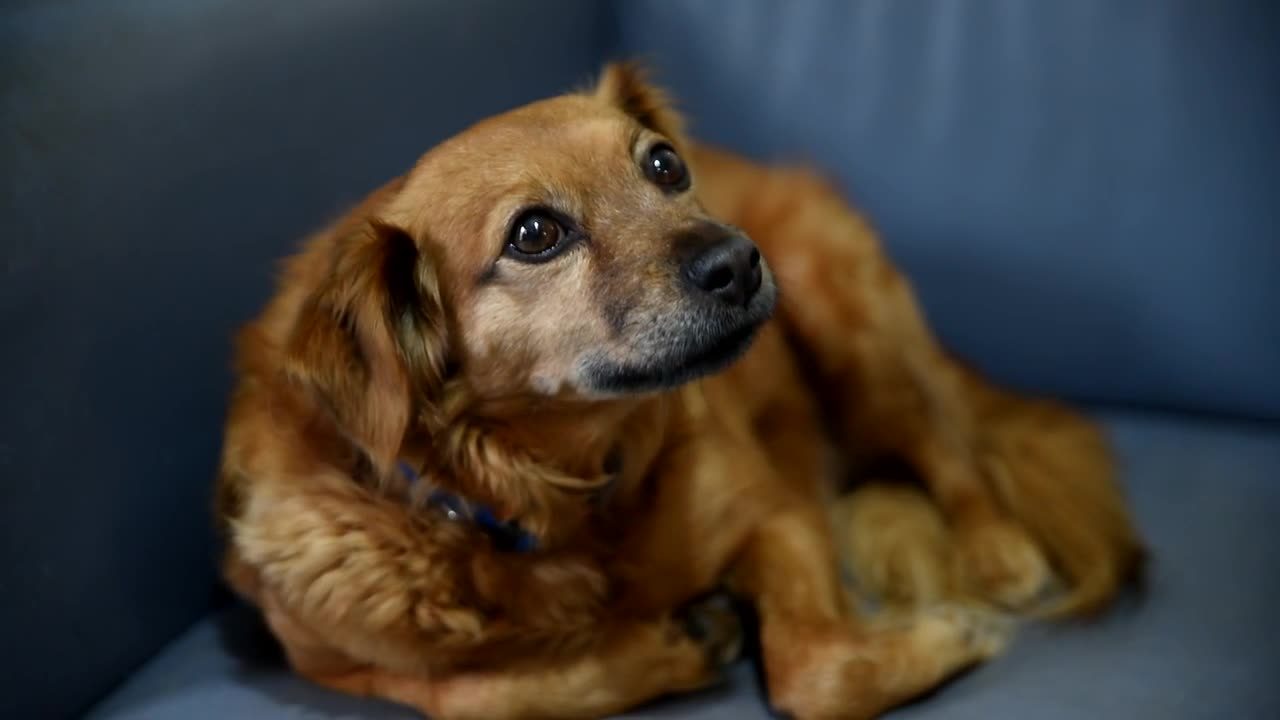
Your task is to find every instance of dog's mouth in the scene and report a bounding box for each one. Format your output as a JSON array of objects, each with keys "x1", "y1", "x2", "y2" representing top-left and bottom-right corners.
[{"x1": 580, "y1": 280, "x2": 777, "y2": 395}]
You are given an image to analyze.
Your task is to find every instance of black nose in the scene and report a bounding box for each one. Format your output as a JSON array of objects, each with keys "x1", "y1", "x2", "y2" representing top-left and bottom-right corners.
[{"x1": 683, "y1": 234, "x2": 763, "y2": 307}]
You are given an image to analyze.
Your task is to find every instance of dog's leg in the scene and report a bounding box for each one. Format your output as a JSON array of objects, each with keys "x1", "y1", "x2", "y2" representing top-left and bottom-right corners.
[
  {"x1": 724, "y1": 165, "x2": 1052, "y2": 610},
  {"x1": 618, "y1": 392, "x2": 1004, "y2": 720},
  {"x1": 265, "y1": 589, "x2": 740, "y2": 720},
  {"x1": 731, "y1": 488, "x2": 1006, "y2": 720},
  {"x1": 734, "y1": 346, "x2": 961, "y2": 611},
  {"x1": 959, "y1": 385, "x2": 1146, "y2": 616}
]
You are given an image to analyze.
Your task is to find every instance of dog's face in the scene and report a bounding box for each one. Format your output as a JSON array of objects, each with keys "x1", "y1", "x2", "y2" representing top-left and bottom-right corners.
[{"x1": 389, "y1": 65, "x2": 776, "y2": 400}]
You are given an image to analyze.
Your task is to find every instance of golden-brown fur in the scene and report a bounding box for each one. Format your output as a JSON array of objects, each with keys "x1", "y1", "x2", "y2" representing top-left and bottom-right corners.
[{"x1": 216, "y1": 63, "x2": 1144, "y2": 719}]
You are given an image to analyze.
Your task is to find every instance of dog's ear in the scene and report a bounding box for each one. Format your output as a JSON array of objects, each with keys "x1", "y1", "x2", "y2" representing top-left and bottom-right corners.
[
  {"x1": 595, "y1": 61, "x2": 684, "y2": 140},
  {"x1": 284, "y1": 220, "x2": 448, "y2": 476}
]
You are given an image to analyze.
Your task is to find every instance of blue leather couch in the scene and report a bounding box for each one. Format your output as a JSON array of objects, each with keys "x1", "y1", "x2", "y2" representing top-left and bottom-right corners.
[{"x1": 4, "y1": 1, "x2": 1277, "y2": 718}]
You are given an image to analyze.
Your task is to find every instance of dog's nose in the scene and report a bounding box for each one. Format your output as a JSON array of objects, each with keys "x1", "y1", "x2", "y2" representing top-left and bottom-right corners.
[{"x1": 683, "y1": 234, "x2": 763, "y2": 307}]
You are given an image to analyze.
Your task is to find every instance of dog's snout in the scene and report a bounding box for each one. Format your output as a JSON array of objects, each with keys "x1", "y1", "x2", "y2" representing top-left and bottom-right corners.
[{"x1": 683, "y1": 234, "x2": 763, "y2": 307}]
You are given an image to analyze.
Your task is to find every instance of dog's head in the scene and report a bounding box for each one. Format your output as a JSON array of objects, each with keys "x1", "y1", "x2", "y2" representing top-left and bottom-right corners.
[
  {"x1": 284, "y1": 64, "x2": 775, "y2": 469},
  {"x1": 402, "y1": 62, "x2": 775, "y2": 399}
]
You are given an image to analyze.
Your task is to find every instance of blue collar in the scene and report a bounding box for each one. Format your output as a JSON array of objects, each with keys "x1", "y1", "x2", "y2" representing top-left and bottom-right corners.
[{"x1": 398, "y1": 461, "x2": 538, "y2": 553}]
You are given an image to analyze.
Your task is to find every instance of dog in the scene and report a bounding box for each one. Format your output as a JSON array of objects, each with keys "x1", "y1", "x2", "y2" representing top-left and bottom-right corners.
[{"x1": 215, "y1": 63, "x2": 1144, "y2": 719}]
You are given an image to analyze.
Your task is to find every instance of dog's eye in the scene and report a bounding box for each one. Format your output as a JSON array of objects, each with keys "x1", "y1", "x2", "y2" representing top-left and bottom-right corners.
[
  {"x1": 644, "y1": 143, "x2": 690, "y2": 192},
  {"x1": 507, "y1": 211, "x2": 564, "y2": 259}
]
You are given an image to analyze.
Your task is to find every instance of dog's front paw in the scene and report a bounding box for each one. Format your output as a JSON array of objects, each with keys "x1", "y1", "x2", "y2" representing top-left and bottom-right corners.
[
  {"x1": 914, "y1": 604, "x2": 1013, "y2": 661},
  {"x1": 955, "y1": 519, "x2": 1053, "y2": 610},
  {"x1": 678, "y1": 593, "x2": 745, "y2": 668},
  {"x1": 761, "y1": 606, "x2": 1010, "y2": 720}
]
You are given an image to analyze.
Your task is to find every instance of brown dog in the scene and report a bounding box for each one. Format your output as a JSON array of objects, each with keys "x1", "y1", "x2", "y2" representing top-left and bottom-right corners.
[{"x1": 215, "y1": 64, "x2": 1144, "y2": 719}]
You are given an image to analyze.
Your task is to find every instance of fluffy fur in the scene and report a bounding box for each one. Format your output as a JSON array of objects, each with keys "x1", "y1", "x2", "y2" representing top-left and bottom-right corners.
[{"x1": 216, "y1": 64, "x2": 1144, "y2": 720}]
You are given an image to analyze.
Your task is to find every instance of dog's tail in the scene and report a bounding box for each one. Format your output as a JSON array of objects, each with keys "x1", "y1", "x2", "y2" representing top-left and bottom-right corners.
[{"x1": 972, "y1": 382, "x2": 1147, "y2": 618}]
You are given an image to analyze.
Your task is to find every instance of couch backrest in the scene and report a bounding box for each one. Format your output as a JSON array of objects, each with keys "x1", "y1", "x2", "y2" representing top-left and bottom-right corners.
[
  {"x1": 0, "y1": 1, "x2": 611, "y2": 716},
  {"x1": 617, "y1": 0, "x2": 1280, "y2": 420}
]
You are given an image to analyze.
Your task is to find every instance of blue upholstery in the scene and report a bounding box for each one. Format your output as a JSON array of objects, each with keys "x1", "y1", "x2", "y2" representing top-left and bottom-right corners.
[
  {"x1": 87, "y1": 415, "x2": 1280, "y2": 719},
  {"x1": 3, "y1": 1, "x2": 1278, "y2": 718}
]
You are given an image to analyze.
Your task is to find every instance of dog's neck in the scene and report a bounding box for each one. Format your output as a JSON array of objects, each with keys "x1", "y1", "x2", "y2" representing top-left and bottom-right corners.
[
  {"x1": 470, "y1": 393, "x2": 665, "y2": 481},
  {"x1": 398, "y1": 391, "x2": 672, "y2": 547}
]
